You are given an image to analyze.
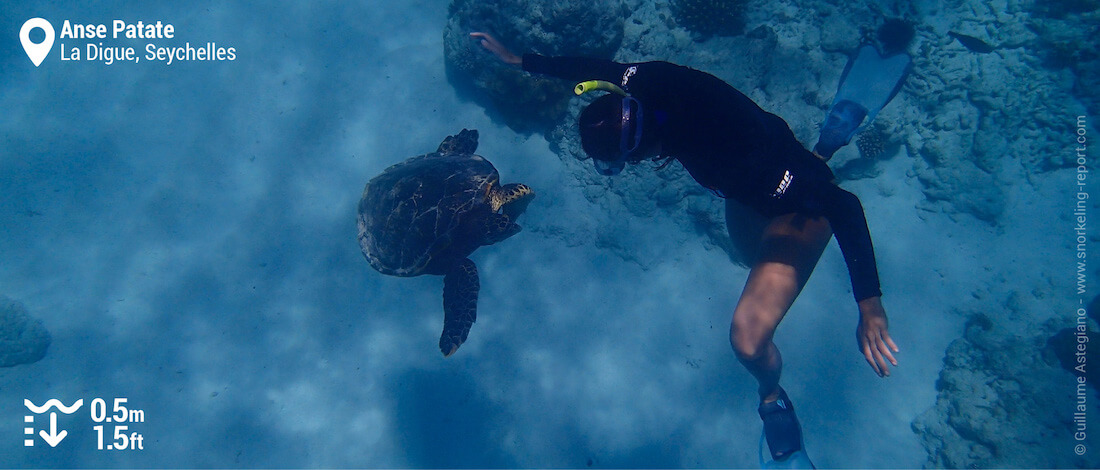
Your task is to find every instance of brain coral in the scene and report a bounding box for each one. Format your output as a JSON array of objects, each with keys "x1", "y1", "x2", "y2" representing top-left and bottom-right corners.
[
  {"x1": 856, "y1": 122, "x2": 888, "y2": 159},
  {"x1": 0, "y1": 296, "x2": 51, "y2": 367}
]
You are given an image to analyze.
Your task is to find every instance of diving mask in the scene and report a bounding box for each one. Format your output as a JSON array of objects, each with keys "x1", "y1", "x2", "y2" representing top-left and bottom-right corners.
[{"x1": 575, "y1": 80, "x2": 644, "y2": 176}]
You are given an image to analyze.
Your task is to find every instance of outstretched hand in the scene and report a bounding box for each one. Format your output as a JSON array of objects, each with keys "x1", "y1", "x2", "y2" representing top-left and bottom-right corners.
[
  {"x1": 856, "y1": 296, "x2": 899, "y2": 377},
  {"x1": 470, "y1": 32, "x2": 522, "y2": 66}
]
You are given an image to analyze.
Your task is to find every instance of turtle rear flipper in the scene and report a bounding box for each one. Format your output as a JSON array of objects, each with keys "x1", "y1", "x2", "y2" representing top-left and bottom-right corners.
[
  {"x1": 436, "y1": 129, "x2": 479, "y2": 155},
  {"x1": 440, "y1": 257, "x2": 479, "y2": 357}
]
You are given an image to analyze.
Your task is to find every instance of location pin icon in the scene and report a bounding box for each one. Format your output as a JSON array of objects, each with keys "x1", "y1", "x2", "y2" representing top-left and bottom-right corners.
[{"x1": 20, "y1": 18, "x2": 55, "y2": 67}]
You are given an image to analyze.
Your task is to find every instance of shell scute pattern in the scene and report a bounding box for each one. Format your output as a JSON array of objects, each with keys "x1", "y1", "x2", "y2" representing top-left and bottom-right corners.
[{"x1": 358, "y1": 145, "x2": 498, "y2": 277}]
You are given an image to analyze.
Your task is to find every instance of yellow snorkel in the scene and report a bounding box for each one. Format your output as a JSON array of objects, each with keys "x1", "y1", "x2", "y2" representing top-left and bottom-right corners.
[{"x1": 574, "y1": 80, "x2": 628, "y2": 97}]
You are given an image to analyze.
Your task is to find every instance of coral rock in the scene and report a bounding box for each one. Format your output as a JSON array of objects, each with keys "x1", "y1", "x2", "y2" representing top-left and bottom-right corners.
[
  {"x1": 443, "y1": 0, "x2": 624, "y2": 133},
  {"x1": 672, "y1": 0, "x2": 747, "y2": 40},
  {"x1": 0, "y1": 296, "x2": 50, "y2": 368}
]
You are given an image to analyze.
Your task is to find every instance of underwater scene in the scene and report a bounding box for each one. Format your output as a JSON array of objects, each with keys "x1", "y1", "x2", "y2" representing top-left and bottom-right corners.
[{"x1": 2, "y1": 0, "x2": 1098, "y2": 468}]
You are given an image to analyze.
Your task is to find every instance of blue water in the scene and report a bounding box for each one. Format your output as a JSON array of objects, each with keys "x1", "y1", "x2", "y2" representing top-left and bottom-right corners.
[{"x1": 2, "y1": 1, "x2": 1095, "y2": 468}]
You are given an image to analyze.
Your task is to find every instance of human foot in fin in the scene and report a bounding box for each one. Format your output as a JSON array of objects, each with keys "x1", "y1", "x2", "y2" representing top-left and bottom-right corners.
[{"x1": 758, "y1": 387, "x2": 803, "y2": 461}]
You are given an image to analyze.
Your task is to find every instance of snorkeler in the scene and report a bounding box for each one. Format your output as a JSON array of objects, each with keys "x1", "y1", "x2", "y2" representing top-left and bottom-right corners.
[{"x1": 470, "y1": 32, "x2": 899, "y2": 464}]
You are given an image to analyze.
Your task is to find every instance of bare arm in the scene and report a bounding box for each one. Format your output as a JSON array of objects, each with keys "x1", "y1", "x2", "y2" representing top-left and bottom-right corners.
[{"x1": 469, "y1": 32, "x2": 521, "y2": 66}]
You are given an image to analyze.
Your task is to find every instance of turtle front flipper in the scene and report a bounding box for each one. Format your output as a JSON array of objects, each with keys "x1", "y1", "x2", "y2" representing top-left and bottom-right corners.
[
  {"x1": 482, "y1": 213, "x2": 522, "y2": 245},
  {"x1": 490, "y1": 183, "x2": 535, "y2": 220},
  {"x1": 440, "y1": 257, "x2": 479, "y2": 357}
]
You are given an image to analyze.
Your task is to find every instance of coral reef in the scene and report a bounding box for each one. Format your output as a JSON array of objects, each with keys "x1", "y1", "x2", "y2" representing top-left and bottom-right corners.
[
  {"x1": 0, "y1": 296, "x2": 50, "y2": 367},
  {"x1": 912, "y1": 294, "x2": 1099, "y2": 469},
  {"x1": 442, "y1": 0, "x2": 624, "y2": 133},
  {"x1": 1026, "y1": 3, "x2": 1100, "y2": 119},
  {"x1": 898, "y1": 0, "x2": 1096, "y2": 224},
  {"x1": 671, "y1": 0, "x2": 747, "y2": 40}
]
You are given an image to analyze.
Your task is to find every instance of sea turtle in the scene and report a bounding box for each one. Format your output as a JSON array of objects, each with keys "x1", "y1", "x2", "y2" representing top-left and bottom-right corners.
[{"x1": 357, "y1": 129, "x2": 534, "y2": 356}]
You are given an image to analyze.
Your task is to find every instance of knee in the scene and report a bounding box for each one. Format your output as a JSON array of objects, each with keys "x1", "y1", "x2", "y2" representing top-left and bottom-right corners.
[{"x1": 730, "y1": 322, "x2": 770, "y2": 362}]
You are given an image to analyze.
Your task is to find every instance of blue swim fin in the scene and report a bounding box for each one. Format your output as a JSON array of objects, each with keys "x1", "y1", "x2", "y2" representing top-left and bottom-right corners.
[
  {"x1": 759, "y1": 429, "x2": 816, "y2": 469},
  {"x1": 814, "y1": 44, "x2": 912, "y2": 160}
]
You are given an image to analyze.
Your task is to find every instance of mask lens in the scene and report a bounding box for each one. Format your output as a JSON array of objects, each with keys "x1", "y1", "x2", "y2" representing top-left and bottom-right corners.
[
  {"x1": 591, "y1": 96, "x2": 642, "y2": 177},
  {"x1": 619, "y1": 97, "x2": 643, "y2": 158}
]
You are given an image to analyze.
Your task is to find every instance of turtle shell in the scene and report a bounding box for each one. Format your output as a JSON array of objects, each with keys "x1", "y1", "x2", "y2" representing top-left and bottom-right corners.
[{"x1": 358, "y1": 151, "x2": 498, "y2": 277}]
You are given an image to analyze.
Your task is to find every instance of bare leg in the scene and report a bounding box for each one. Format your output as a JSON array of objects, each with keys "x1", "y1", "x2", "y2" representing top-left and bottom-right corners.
[{"x1": 727, "y1": 208, "x2": 832, "y2": 402}]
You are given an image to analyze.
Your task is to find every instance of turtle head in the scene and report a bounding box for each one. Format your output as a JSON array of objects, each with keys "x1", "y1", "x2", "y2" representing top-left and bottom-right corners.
[
  {"x1": 490, "y1": 183, "x2": 534, "y2": 220},
  {"x1": 437, "y1": 129, "x2": 479, "y2": 155}
]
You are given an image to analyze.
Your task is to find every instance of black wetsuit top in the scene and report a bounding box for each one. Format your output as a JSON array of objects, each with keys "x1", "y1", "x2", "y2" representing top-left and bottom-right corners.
[{"x1": 523, "y1": 54, "x2": 882, "y2": 301}]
